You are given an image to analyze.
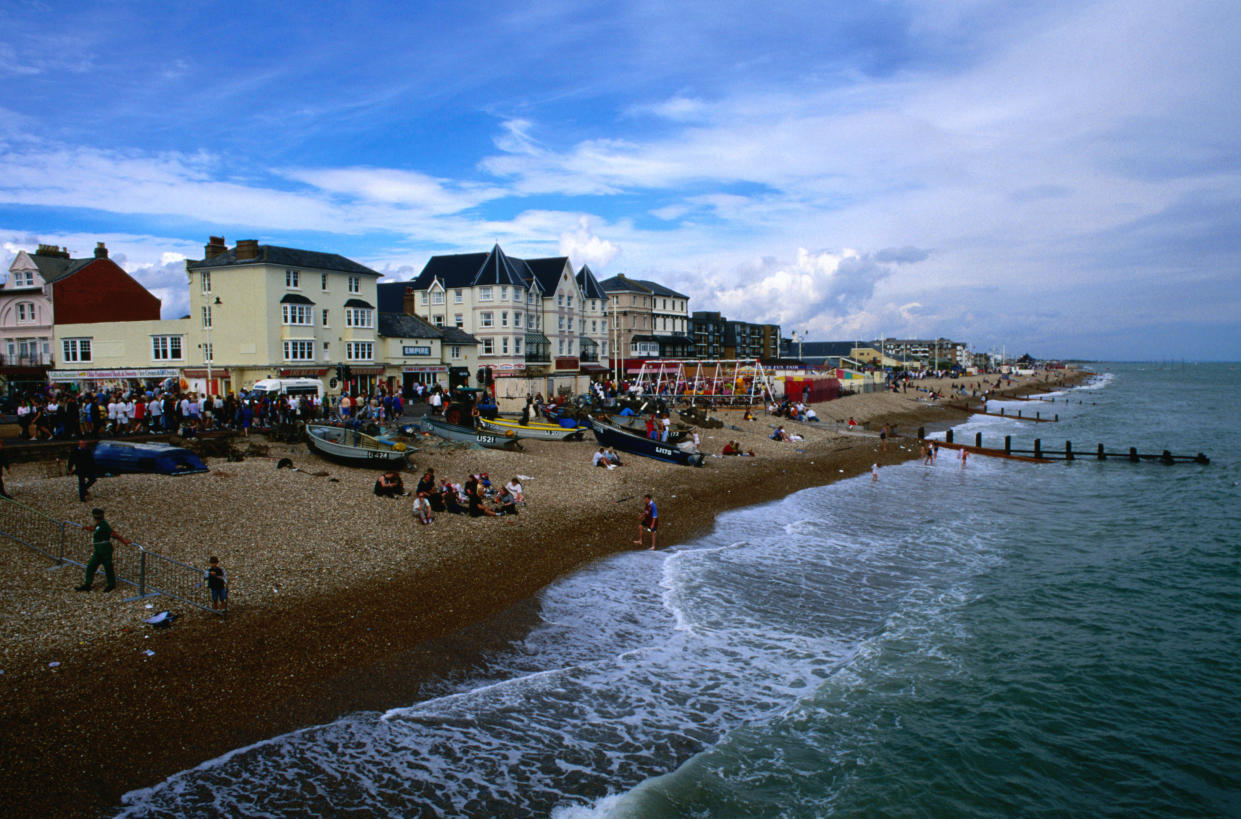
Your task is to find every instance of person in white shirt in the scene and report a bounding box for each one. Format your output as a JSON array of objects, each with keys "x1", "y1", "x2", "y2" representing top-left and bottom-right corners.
[{"x1": 504, "y1": 477, "x2": 524, "y2": 504}]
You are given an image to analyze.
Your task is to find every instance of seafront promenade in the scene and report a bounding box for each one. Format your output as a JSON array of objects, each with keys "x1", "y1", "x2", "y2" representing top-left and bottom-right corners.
[{"x1": 0, "y1": 371, "x2": 1082, "y2": 818}]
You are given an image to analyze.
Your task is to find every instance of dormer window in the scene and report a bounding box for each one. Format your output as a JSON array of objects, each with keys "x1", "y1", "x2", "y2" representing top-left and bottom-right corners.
[{"x1": 12, "y1": 270, "x2": 34, "y2": 288}]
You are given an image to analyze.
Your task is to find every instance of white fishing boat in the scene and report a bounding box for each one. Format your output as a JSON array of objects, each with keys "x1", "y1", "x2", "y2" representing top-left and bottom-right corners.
[{"x1": 305, "y1": 424, "x2": 413, "y2": 468}]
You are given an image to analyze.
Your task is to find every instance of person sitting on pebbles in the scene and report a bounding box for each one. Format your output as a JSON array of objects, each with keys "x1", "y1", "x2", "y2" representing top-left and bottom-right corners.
[{"x1": 373, "y1": 471, "x2": 407, "y2": 497}]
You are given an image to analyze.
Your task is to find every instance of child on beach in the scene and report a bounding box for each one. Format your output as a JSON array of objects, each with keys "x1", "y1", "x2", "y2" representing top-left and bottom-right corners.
[{"x1": 205, "y1": 556, "x2": 228, "y2": 611}]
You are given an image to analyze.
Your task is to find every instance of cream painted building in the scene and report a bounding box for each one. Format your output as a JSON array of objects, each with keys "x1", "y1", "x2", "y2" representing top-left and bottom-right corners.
[
  {"x1": 50, "y1": 318, "x2": 190, "y2": 389},
  {"x1": 184, "y1": 237, "x2": 382, "y2": 397}
]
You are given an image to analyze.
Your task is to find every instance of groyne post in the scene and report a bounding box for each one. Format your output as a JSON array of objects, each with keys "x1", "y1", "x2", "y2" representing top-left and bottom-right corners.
[
  {"x1": 1034, "y1": 438, "x2": 1042, "y2": 459},
  {"x1": 947, "y1": 429, "x2": 953, "y2": 444},
  {"x1": 1129, "y1": 447, "x2": 1139, "y2": 463},
  {"x1": 1161, "y1": 450, "x2": 1174, "y2": 464},
  {"x1": 1066, "y1": 441, "x2": 1073, "y2": 461},
  {"x1": 1098, "y1": 443, "x2": 1105, "y2": 460},
  {"x1": 975, "y1": 432, "x2": 982, "y2": 448},
  {"x1": 1005, "y1": 435, "x2": 1011, "y2": 455}
]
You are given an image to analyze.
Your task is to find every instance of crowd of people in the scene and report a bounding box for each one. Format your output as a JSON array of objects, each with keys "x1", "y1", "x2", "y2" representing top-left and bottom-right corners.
[
  {"x1": 373, "y1": 466, "x2": 525, "y2": 524},
  {"x1": 8, "y1": 385, "x2": 414, "y2": 441}
]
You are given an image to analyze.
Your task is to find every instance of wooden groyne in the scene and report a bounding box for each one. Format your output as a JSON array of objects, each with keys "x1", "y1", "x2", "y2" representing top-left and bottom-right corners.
[
  {"x1": 948, "y1": 403, "x2": 1060, "y2": 423},
  {"x1": 918, "y1": 427, "x2": 1210, "y2": 465}
]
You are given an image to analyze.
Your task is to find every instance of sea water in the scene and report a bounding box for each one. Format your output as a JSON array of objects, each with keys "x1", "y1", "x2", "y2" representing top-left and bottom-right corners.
[{"x1": 117, "y1": 363, "x2": 1241, "y2": 818}]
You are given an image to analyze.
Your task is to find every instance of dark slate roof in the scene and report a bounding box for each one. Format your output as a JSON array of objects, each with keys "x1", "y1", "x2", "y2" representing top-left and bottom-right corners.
[
  {"x1": 410, "y1": 245, "x2": 530, "y2": 291},
  {"x1": 376, "y1": 281, "x2": 415, "y2": 313},
  {"x1": 598, "y1": 274, "x2": 650, "y2": 294},
  {"x1": 524, "y1": 257, "x2": 571, "y2": 295},
  {"x1": 187, "y1": 244, "x2": 380, "y2": 276},
  {"x1": 343, "y1": 298, "x2": 374, "y2": 309},
  {"x1": 630, "y1": 278, "x2": 689, "y2": 300},
  {"x1": 378, "y1": 311, "x2": 440, "y2": 339},
  {"x1": 440, "y1": 326, "x2": 478, "y2": 345},
  {"x1": 29, "y1": 254, "x2": 94, "y2": 284},
  {"x1": 280, "y1": 293, "x2": 315, "y2": 304},
  {"x1": 575, "y1": 265, "x2": 607, "y2": 300}
]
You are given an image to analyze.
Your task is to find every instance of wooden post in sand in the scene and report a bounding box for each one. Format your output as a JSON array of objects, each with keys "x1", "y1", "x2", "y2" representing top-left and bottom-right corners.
[
  {"x1": 946, "y1": 429, "x2": 953, "y2": 444},
  {"x1": 1034, "y1": 438, "x2": 1042, "y2": 459},
  {"x1": 1005, "y1": 435, "x2": 1012, "y2": 455},
  {"x1": 975, "y1": 432, "x2": 983, "y2": 448},
  {"x1": 1065, "y1": 441, "x2": 1073, "y2": 461}
]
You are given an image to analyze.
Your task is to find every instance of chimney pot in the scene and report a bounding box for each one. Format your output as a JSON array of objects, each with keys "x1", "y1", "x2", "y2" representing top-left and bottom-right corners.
[
  {"x1": 235, "y1": 239, "x2": 259, "y2": 261},
  {"x1": 204, "y1": 236, "x2": 228, "y2": 259},
  {"x1": 94, "y1": 242, "x2": 108, "y2": 259}
]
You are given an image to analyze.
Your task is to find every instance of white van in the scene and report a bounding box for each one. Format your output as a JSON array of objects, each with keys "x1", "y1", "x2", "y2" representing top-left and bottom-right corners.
[{"x1": 249, "y1": 378, "x2": 324, "y2": 400}]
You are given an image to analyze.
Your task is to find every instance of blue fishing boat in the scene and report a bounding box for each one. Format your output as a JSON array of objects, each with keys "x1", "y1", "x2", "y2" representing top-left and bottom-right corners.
[{"x1": 589, "y1": 417, "x2": 704, "y2": 467}]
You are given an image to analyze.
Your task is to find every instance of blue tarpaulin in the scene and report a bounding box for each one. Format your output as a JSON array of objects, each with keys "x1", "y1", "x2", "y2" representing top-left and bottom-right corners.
[{"x1": 93, "y1": 441, "x2": 209, "y2": 476}]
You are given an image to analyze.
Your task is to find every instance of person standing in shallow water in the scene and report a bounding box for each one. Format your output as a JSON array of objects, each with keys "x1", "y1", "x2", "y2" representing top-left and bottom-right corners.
[{"x1": 634, "y1": 494, "x2": 658, "y2": 550}]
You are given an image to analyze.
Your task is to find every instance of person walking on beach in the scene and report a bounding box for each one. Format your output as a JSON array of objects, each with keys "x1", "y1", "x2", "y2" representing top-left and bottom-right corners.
[
  {"x1": 67, "y1": 439, "x2": 97, "y2": 501},
  {"x1": 880, "y1": 424, "x2": 889, "y2": 452},
  {"x1": 635, "y1": 494, "x2": 658, "y2": 549},
  {"x1": 204, "y1": 555, "x2": 228, "y2": 611},
  {"x1": 76, "y1": 508, "x2": 130, "y2": 592}
]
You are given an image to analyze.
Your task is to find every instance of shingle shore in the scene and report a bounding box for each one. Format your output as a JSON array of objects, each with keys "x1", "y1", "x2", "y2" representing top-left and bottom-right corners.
[{"x1": 0, "y1": 373, "x2": 1080, "y2": 818}]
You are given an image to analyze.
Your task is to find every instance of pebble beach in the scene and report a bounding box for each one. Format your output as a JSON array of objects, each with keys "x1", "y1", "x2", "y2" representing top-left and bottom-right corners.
[{"x1": 0, "y1": 373, "x2": 1079, "y2": 817}]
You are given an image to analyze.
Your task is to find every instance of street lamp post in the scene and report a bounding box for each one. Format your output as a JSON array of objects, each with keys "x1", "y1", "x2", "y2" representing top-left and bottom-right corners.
[{"x1": 206, "y1": 296, "x2": 220, "y2": 396}]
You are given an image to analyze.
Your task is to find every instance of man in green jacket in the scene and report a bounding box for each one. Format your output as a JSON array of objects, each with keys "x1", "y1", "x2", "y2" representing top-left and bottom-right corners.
[{"x1": 75, "y1": 508, "x2": 129, "y2": 592}]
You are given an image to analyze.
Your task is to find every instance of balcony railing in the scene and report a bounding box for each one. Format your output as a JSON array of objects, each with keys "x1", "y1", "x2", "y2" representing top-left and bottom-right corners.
[{"x1": 0, "y1": 353, "x2": 53, "y2": 367}]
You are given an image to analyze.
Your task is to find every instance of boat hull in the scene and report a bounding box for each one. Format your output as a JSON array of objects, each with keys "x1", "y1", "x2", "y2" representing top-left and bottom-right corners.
[
  {"x1": 476, "y1": 416, "x2": 585, "y2": 441},
  {"x1": 305, "y1": 424, "x2": 412, "y2": 468},
  {"x1": 590, "y1": 418, "x2": 704, "y2": 466},
  {"x1": 419, "y1": 416, "x2": 524, "y2": 451}
]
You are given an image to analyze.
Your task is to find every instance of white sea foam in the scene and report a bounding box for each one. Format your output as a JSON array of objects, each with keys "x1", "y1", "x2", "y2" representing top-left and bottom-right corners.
[{"x1": 116, "y1": 460, "x2": 1024, "y2": 817}]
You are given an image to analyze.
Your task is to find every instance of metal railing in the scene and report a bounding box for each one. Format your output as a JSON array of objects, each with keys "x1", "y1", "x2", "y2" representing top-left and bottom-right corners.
[{"x1": 0, "y1": 497, "x2": 223, "y2": 614}]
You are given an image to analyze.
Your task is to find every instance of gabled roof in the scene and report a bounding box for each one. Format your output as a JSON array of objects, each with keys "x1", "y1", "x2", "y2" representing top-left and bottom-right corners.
[
  {"x1": 524, "y1": 257, "x2": 573, "y2": 295},
  {"x1": 187, "y1": 244, "x2": 380, "y2": 276},
  {"x1": 575, "y1": 265, "x2": 607, "y2": 300},
  {"x1": 378, "y1": 311, "x2": 441, "y2": 339},
  {"x1": 410, "y1": 244, "x2": 529, "y2": 291},
  {"x1": 30, "y1": 255, "x2": 94, "y2": 284}
]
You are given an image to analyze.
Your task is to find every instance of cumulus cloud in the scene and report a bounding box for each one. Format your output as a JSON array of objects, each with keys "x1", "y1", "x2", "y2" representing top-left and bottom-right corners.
[
  {"x1": 559, "y1": 217, "x2": 620, "y2": 269},
  {"x1": 702, "y1": 246, "x2": 905, "y2": 335}
]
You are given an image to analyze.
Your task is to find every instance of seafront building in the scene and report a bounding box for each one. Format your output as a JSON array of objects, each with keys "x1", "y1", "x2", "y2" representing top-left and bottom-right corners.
[
  {"x1": 4, "y1": 243, "x2": 163, "y2": 394},
  {"x1": 395, "y1": 244, "x2": 610, "y2": 400}
]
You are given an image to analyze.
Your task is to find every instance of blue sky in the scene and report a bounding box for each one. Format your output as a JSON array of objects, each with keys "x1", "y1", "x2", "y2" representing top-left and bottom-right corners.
[{"x1": 2, "y1": 0, "x2": 1238, "y2": 360}]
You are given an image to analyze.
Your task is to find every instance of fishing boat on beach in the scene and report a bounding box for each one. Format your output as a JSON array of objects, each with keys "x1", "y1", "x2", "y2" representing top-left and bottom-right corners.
[
  {"x1": 305, "y1": 423, "x2": 414, "y2": 468},
  {"x1": 590, "y1": 417, "x2": 704, "y2": 467},
  {"x1": 418, "y1": 415, "x2": 524, "y2": 451},
  {"x1": 476, "y1": 415, "x2": 586, "y2": 441}
]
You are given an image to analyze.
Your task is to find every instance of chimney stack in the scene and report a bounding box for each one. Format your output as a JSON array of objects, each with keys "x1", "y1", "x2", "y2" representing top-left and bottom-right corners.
[
  {"x1": 204, "y1": 236, "x2": 227, "y2": 259},
  {"x1": 94, "y1": 242, "x2": 108, "y2": 259},
  {"x1": 235, "y1": 239, "x2": 259, "y2": 261},
  {"x1": 403, "y1": 286, "x2": 417, "y2": 315}
]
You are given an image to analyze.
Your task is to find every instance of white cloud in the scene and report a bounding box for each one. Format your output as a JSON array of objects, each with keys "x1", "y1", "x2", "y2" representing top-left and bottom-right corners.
[{"x1": 559, "y1": 217, "x2": 620, "y2": 269}]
